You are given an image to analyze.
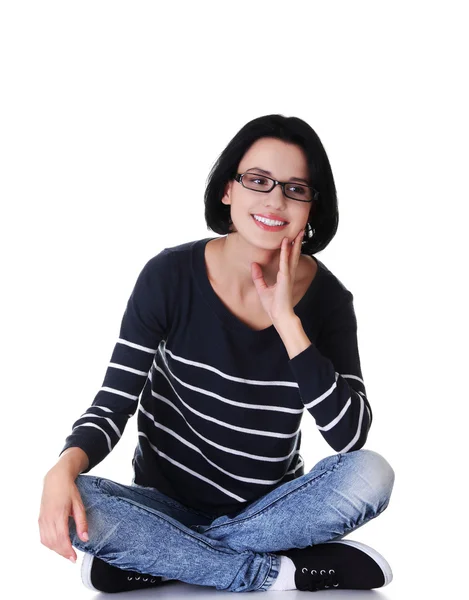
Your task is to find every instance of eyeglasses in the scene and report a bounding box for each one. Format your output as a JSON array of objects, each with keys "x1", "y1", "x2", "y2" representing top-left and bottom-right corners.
[{"x1": 235, "y1": 172, "x2": 318, "y2": 203}]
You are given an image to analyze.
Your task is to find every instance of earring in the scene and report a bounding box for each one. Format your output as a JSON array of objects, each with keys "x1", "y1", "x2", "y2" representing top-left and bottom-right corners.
[{"x1": 303, "y1": 222, "x2": 315, "y2": 241}]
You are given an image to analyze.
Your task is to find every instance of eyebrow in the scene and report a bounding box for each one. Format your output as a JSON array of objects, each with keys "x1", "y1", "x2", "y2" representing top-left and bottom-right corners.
[{"x1": 246, "y1": 167, "x2": 311, "y2": 185}]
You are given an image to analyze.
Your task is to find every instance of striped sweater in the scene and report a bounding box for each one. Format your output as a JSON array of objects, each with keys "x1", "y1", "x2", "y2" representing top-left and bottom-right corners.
[{"x1": 59, "y1": 236, "x2": 372, "y2": 517}]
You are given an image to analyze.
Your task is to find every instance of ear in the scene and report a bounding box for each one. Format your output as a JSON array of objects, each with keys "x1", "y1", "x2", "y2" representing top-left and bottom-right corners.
[{"x1": 221, "y1": 180, "x2": 233, "y2": 206}]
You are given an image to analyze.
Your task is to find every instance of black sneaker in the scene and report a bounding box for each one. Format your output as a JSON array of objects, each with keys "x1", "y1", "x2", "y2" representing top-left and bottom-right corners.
[
  {"x1": 279, "y1": 539, "x2": 393, "y2": 591},
  {"x1": 81, "y1": 553, "x2": 177, "y2": 593}
]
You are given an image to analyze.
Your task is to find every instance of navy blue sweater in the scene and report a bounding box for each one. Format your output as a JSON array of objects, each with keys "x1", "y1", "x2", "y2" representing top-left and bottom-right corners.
[{"x1": 59, "y1": 237, "x2": 372, "y2": 517}]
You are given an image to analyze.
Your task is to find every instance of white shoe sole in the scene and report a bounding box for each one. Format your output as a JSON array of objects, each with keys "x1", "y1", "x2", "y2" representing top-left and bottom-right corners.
[
  {"x1": 326, "y1": 539, "x2": 393, "y2": 587},
  {"x1": 81, "y1": 553, "x2": 98, "y2": 591}
]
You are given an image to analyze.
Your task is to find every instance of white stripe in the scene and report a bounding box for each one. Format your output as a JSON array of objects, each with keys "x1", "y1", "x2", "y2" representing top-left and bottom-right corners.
[
  {"x1": 108, "y1": 362, "x2": 148, "y2": 376},
  {"x1": 149, "y1": 368, "x2": 299, "y2": 439},
  {"x1": 155, "y1": 357, "x2": 303, "y2": 414},
  {"x1": 91, "y1": 405, "x2": 113, "y2": 412},
  {"x1": 317, "y1": 397, "x2": 352, "y2": 431},
  {"x1": 304, "y1": 372, "x2": 366, "y2": 412},
  {"x1": 139, "y1": 402, "x2": 299, "y2": 462},
  {"x1": 118, "y1": 337, "x2": 156, "y2": 353},
  {"x1": 91, "y1": 405, "x2": 133, "y2": 418},
  {"x1": 138, "y1": 432, "x2": 246, "y2": 502},
  {"x1": 341, "y1": 373, "x2": 365, "y2": 387},
  {"x1": 304, "y1": 372, "x2": 339, "y2": 409},
  {"x1": 76, "y1": 412, "x2": 122, "y2": 438},
  {"x1": 338, "y1": 395, "x2": 365, "y2": 453},
  {"x1": 285, "y1": 456, "x2": 304, "y2": 477},
  {"x1": 163, "y1": 343, "x2": 299, "y2": 388},
  {"x1": 286, "y1": 455, "x2": 304, "y2": 475},
  {"x1": 72, "y1": 422, "x2": 112, "y2": 452},
  {"x1": 139, "y1": 405, "x2": 287, "y2": 485},
  {"x1": 100, "y1": 386, "x2": 139, "y2": 401},
  {"x1": 357, "y1": 391, "x2": 372, "y2": 426}
]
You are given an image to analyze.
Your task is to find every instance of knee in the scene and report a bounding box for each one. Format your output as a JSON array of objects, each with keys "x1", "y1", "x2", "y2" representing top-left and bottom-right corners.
[
  {"x1": 73, "y1": 474, "x2": 102, "y2": 514},
  {"x1": 349, "y1": 449, "x2": 395, "y2": 507},
  {"x1": 69, "y1": 475, "x2": 102, "y2": 549},
  {"x1": 75, "y1": 474, "x2": 98, "y2": 498}
]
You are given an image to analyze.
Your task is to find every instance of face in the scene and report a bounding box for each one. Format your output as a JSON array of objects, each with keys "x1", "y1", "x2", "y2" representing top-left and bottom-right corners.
[{"x1": 222, "y1": 137, "x2": 314, "y2": 248}]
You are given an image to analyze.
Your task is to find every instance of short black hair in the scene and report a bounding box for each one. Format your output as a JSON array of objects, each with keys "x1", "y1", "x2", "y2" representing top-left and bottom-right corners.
[{"x1": 204, "y1": 114, "x2": 339, "y2": 255}]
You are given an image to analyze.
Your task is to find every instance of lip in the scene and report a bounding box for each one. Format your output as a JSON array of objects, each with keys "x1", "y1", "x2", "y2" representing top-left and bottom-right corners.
[
  {"x1": 252, "y1": 213, "x2": 289, "y2": 223},
  {"x1": 251, "y1": 214, "x2": 289, "y2": 232}
]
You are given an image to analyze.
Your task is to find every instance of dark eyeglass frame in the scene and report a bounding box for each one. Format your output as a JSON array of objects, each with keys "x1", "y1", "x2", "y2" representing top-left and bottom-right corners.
[{"x1": 235, "y1": 172, "x2": 318, "y2": 203}]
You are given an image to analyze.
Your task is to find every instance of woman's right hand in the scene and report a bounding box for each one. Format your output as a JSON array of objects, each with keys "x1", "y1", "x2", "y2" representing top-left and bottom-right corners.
[{"x1": 38, "y1": 466, "x2": 89, "y2": 563}]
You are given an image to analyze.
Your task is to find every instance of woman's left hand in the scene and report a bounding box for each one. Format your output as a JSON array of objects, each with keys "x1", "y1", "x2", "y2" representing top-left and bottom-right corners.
[{"x1": 251, "y1": 229, "x2": 305, "y2": 325}]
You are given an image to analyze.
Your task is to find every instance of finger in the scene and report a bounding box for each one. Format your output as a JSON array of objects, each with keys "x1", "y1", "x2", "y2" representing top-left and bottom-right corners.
[
  {"x1": 289, "y1": 231, "x2": 304, "y2": 274},
  {"x1": 38, "y1": 517, "x2": 56, "y2": 552},
  {"x1": 294, "y1": 230, "x2": 304, "y2": 263},
  {"x1": 39, "y1": 513, "x2": 73, "y2": 561},
  {"x1": 251, "y1": 262, "x2": 267, "y2": 291},
  {"x1": 72, "y1": 498, "x2": 89, "y2": 542},
  {"x1": 279, "y1": 237, "x2": 289, "y2": 275},
  {"x1": 55, "y1": 516, "x2": 77, "y2": 562}
]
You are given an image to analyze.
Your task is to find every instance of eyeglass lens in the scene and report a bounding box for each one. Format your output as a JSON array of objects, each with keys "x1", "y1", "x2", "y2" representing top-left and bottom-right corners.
[{"x1": 242, "y1": 173, "x2": 313, "y2": 201}]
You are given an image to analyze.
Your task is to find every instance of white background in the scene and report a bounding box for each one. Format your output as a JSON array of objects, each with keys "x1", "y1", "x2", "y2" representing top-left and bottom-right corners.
[{"x1": 1, "y1": 1, "x2": 467, "y2": 597}]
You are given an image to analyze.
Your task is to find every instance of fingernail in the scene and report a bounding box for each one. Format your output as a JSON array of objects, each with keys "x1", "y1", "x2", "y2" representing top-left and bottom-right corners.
[
  {"x1": 69, "y1": 556, "x2": 76, "y2": 564},
  {"x1": 82, "y1": 532, "x2": 89, "y2": 541}
]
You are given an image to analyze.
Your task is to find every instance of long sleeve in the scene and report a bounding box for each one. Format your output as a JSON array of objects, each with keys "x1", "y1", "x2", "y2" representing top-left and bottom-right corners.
[
  {"x1": 288, "y1": 291, "x2": 372, "y2": 453},
  {"x1": 58, "y1": 250, "x2": 173, "y2": 473}
]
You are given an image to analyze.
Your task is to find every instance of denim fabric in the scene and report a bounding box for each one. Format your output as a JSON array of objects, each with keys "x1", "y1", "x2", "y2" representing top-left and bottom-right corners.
[{"x1": 69, "y1": 448, "x2": 394, "y2": 592}]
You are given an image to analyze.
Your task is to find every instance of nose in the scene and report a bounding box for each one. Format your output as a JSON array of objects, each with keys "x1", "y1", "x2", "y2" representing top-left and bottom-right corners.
[{"x1": 265, "y1": 182, "x2": 288, "y2": 207}]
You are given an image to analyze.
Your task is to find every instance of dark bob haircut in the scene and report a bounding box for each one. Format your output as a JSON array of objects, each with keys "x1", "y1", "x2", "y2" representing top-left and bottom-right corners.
[{"x1": 204, "y1": 114, "x2": 339, "y2": 255}]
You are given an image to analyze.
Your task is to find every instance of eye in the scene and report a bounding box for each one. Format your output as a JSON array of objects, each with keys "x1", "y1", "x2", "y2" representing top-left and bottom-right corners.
[
  {"x1": 249, "y1": 176, "x2": 267, "y2": 185},
  {"x1": 288, "y1": 185, "x2": 306, "y2": 195}
]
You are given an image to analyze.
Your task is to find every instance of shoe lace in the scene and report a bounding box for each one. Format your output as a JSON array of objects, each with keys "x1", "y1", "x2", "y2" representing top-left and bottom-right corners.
[
  {"x1": 299, "y1": 567, "x2": 340, "y2": 591},
  {"x1": 126, "y1": 574, "x2": 159, "y2": 584}
]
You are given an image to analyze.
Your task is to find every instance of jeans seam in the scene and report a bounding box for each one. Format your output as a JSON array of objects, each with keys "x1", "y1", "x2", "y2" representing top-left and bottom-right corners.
[
  {"x1": 98, "y1": 488, "x2": 234, "y2": 556},
  {"x1": 257, "y1": 553, "x2": 276, "y2": 592},
  {"x1": 96, "y1": 477, "x2": 213, "y2": 519},
  {"x1": 204, "y1": 454, "x2": 343, "y2": 534},
  {"x1": 333, "y1": 494, "x2": 392, "y2": 540}
]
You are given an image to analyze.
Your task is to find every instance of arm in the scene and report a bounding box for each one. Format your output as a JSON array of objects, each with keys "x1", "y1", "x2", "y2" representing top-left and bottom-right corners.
[
  {"x1": 278, "y1": 292, "x2": 372, "y2": 453},
  {"x1": 49, "y1": 447, "x2": 90, "y2": 480},
  {"x1": 57, "y1": 251, "x2": 172, "y2": 473}
]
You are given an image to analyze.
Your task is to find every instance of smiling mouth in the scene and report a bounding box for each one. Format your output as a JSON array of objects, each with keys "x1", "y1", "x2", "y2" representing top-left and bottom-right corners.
[
  {"x1": 252, "y1": 215, "x2": 289, "y2": 225},
  {"x1": 251, "y1": 215, "x2": 290, "y2": 230}
]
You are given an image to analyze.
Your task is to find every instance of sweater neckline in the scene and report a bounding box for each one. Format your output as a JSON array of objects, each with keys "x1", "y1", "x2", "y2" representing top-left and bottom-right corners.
[{"x1": 192, "y1": 236, "x2": 322, "y2": 336}]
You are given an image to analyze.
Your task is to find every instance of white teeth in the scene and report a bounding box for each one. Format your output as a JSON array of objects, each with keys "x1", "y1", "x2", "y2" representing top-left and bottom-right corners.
[{"x1": 253, "y1": 215, "x2": 287, "y2": 226}]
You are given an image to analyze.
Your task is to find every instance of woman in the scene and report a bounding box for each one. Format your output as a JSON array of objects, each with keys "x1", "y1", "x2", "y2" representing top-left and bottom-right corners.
[{"x1": 38, "y1": 114, "x2": 395, "y2": 593}]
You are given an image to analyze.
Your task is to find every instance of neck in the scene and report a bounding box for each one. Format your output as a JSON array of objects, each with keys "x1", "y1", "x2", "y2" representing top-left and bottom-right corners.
[{"x1": 216, "y1": 233, "x2": 282, "y2": 297}]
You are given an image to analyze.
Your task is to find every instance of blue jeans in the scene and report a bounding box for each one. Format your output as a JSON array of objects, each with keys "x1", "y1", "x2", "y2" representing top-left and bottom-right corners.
[{"x1": 69, "y1": 448, "x2": 394, "y2": 593}]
